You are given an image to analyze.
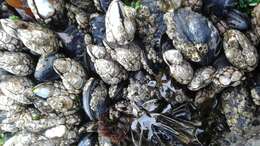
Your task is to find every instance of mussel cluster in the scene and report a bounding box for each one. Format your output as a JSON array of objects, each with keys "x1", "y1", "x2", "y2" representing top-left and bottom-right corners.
[{"x1": 0, "y1": 0, "x2": 260, "y2": 146}]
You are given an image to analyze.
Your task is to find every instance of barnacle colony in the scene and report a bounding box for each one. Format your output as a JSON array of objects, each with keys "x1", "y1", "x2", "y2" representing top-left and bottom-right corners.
[{"x1": 0, "y1": 0, "x2": 260, "y2": 146}]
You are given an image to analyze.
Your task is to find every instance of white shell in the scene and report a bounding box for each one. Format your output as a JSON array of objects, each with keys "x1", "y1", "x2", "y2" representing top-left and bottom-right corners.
[
  {"x1": 44, "y1": 125, "x2": 66, "y2": 138},
  {"x1": 105, "y1": 0, "x2": 136, "y2": 45}
]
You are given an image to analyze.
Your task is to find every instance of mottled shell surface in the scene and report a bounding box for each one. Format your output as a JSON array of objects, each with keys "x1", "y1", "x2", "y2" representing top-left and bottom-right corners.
[
  {"x1": 0, "y1": 19, "x2": 60, "y2": 56},
  {"x1": 163, "y1": 49, "x2": 193, "y2": 84},
  {"x1": 33, "y1": 81, "x2": 75, "y2": 100},
  {"x1": 0, "y1": 51, "x2": 34, "y2": 76},
  {"x1": 47, "y1": 95, "x2": 76, "y2": 113},
  {"x1": 105, "y1": 0, "x2": 136, "y2": 45},
  {"x1": 83, "y1": 78, "x2": 108, "y2": 120},
  {"x1": 231, "y1": 126, "x2": 260, "y2": 146},
  {"x1": 3, "y1": 132, "x2": 40, "y2": 146},
  {"x1": 53, "y1": 58, "x2": 87, "y2": 94},
  {"x1": 94, "y1": 59, "x2": 128, "y2": 85},
  {"x1": 195, "y1": 84, "x2": 222, "y2": 106},
  {"x1": 0, "y1": 29, "x2": 23, "y2": 52},
  {"x1": 0, "y1": 90, "x2": 23, "y2": 112},
  {"x1": 127, "y1": 77, "x2": 153, "y2": 106},
  {"x1": 221, "y1": 86, "x2": 253, "y2": 134},
  {"x1": 213, "y1": 66, "x2": 245, "y2": 88},
  {"x1": 223, "y1": 29, "x2": 258, "y2": 71},
  {"x1": 87, "y1": 44, "x2": 128, "y2": 84},
  {"x1": 188, "y1": 66, "x2": 216, "y2": 91},
  {"x1": 250, "y1": 86, "x2": 260, "y2": 106},
  {"x1": 15, "y1": 111, "x2": 66, "y2": 133},
  {"x1": 0, "y1": 76, "x2": 34, "y2": 104},
  {"x1": 252, "y1": 4, "x2": 260, "y2": 37},
  {"x1": 164, "y1": 8, "x2": 220, "y2": 64},
  {"x1": 105, "y1": 42, "x2": 142, "y2": 71}
]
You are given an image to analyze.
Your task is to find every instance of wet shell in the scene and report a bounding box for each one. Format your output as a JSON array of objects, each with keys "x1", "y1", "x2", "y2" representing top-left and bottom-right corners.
[
  {"x1": 83, "y1": 78, "x2": 108, "y2": 120},
  {"x1": 0, "y1": 29, "x2": 23, "y2": 52},
  {"x1": 32, "y1": 98, "x2": 54, "y2": 114},
  {"x1": 28, "y1": 0, "x2": 67, "y2": 29},
  {"x1": 32, "y1": 81, "x2": 75, "y2": 100},
  {"x1": 163, "y1": 49, "x2": 193, "y2": 84},
  {"x1": 104, "y1": 41, "x2": 142, "y2": 71},
  {"x1": 3, "y1": 132, "x2": 40, "y2": 146},
  {"x1": 53, "y1": 58, "x2": 87, "y2": 94},
  {"x1": 94, "y1": 59, "x2": 128, "y2": 85},
  {"x1": 231, "y1": 125, "x2": 260, "y2": 146},
  {"x1": 87, "y1": 45, "x2": 128, "y2": 85},
  {"x1": 226, "y1": 9, "x2": 250, "y2": 30},
  {"x1": 27, "y1": 0, "x2": 54, "y2": 19},
  {"x1": 181, "y1": 0, "x2": 203, "y2": 11},
  {"x1": 0, "y1": 51, "x2": 34, "y2": 76},
  {"x1": 252, "y1": 4, "x2": 260, "y2": 39},
  {"x1": 14, "y1": 111, "x2": 66, "y2": 133},
  {"x1": 90, "y1": 14, "x2": 105, "y2": 45},
  {"x1": 47, "y1": 95, "x2": 76, "y2": 113},
  {"x1": 188, "y1": 66, "x2": 216, "y2": 91},
  {"x1": 105, "y1": 0, "x2": 136, "y2": 45},
  {"x1": 58, "y1": 26, "x2": 86, "y2": 60},
  {"x1": 78, "y1": 133, "x2": 98, "y2": 146},
  {"x1": 0, "y1": 19, "x2": 60, "y2": 56},
  {"x1": 94, "y1": 0, "x2": 111, "y2": 12},
  {"x1": 250, "y1": 86, "x2": 260, "y2": 106},
  {"x1": 195, "y1": 84, "x2": 222, "y2": 106},
  {"x1": 0, "y1": 90, "x2": 23, "y2": 112},
  {"x1": 221, "y1": 86, "x2": 253, "y2": 134},
  {"x1": 164, "y1": 8, "x2": 220, "y2": 64},
  {"x1": 0, "y1": 76, "x2": 34, "y2": 104},
  {"x1": 0, "y1": 69, "x2": 12, "y2": 81},
  {"x1": 34, "y1": 54, "x2": 63, "y2": 82},
  {"x1": 223, "y1": 29, "x2": 258, "y2": 72},
  {"x1": 203, "y1": 0, "x2": 236, "y2": 17},
  {"x1": 212, "y1": 66, "x2": 245, "y2": 88}
]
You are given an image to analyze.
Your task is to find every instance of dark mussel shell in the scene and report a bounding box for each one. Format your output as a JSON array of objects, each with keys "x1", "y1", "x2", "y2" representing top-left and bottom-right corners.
[
  {"x1": 83, "y1": 78, "x2": 109, "y2": 120},
  {"x1": 59, "y1": 26, "x2": 86, "y2": 59},
  {"x1": 203, "y1": 0, "x2": 237, "y2": 16},
  {"x1": 212, "y1": 55, "x2": 232, "y2": 69},
  {"x1": 99, "y1": 0, "x2": 111, "y2": 12},
  {"x1": 70, "y1": 0, "x2": 96, "y2": 13},
  {"x1": 90, "y1": 14, "x2": 105, "y2": 46},
  {"x1": 34, "y1": 54, "x2": 62, "y2": 82},
  {"x1": 78, "y1": 133, "x2": 98, "y2": 146},
  {"x1": 226, "y1": 9, "x2": 250, "y2": 30},
  {"x1": 160, "y1": 33, "x2": 175, "y2": 53},
  {"x1": 139, "y1": 0, "x2": 167, "y2": 51},
  {"x1": 171, "y1": 8, "x2": 220, "y2": 65},
  {"x1": 58, "y1": 25, "x2": 94, "y2": 72}
]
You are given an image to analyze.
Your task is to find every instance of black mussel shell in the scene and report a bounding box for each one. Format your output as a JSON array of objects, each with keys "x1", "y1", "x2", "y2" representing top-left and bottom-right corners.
[
  {"x1": 83, "y1": 78, "x2": 109, "y2": 120},
  {"x1": 212, "y1": 55, "x2": 231, "y2": 69},
  {"x1": 59, "y1": 26, "x2": 86, "y2": 59},
  {"x1": 34, "y1": 54, "x2": 61, "y2": 82},
  {"x1": 78, "y1": 133, "x2": 98, "y2": 146},
  {"x1": 90, "y1": 15, "x2": 105, "y2": 46},
  {"x1": 203, "y1": 0, "x2": 237, "y2": 16},
  {"x1": 99, "y1": 0, "x2": 111, "y2": 12},
  {"x1": 160, "y1": 33, "x2": 175, "y2": 53},
  {"x1": 226, "y1": 9, "x2": 250, "y2": 30},
  {"x1": 172, "y1": 8, "x2": 220, "y2": 65}
]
